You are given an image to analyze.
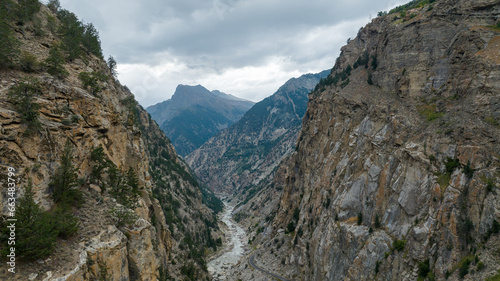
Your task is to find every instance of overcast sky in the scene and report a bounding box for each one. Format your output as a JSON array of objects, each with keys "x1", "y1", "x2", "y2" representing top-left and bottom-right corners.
[{"x1": 56, "y1": 0, "x2": 407, "y2": 107}]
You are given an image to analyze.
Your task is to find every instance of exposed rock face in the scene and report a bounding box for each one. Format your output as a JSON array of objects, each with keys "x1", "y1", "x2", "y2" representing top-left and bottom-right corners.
[
  {"x1": 0, "y1": 4, "x2": 219, "y2": 281},
  {"x1": 186, "y1": 71, "x2": 328, "y2": 195},
  {"x1": 147, "y1": 85, "x2": 254, "y2": 156},
  {"x1": 264, "y1": 0, "x2": 500, "y2": 280}
]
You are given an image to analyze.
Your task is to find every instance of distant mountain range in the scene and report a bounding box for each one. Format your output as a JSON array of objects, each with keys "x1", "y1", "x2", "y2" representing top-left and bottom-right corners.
[
  {"x1": 186, "y1": 70, "x2": 329, "y2": 194},
  {"x1": 146, "y1": 85, "x2": 254, "y2": 156}
]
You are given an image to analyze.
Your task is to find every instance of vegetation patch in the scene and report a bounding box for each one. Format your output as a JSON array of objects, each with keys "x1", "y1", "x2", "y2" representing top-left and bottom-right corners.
[{"x1": 418, "y1": 104, "x2": 444, "y2": 121}]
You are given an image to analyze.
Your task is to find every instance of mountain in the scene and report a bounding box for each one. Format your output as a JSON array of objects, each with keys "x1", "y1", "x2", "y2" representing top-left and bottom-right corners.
[
  {"x1": 0, "y1": 3, "x2": 221, "y2": 280},
  {"x1": 228, "y1": 0, "x2": 500, "y2": 280},
  {"x1": 146, "y1": 85, "x2": 254, "y2": 156},
  {"x1": 186, "y1": 70, "x2": 329, "y2": 195}
]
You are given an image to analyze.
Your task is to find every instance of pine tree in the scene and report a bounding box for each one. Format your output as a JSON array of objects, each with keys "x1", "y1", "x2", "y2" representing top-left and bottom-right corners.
[
  {"x1": 82, "y1": 23, "x2": 102, "y2": 58},
  {"x1": 0, "y1": 1, "x2": 20, "y2": 68},
  {"x1": 49, "y1": 139, "x2": 81, "y2": 206},
  {"x1": 15, "y1": 0, "x2": 41, "y2": 25},
  {"x1": 46, "y1": 44, "x2": 68, "y2": 78},
  {"x1": 57, "y1": 9, "x2": 84, "y2": 61},
  {"x1": 1, "y1": 180, "x2": 58, "y2": 261},
  {"x1": 47, "y1": 0, "x2": 60, "y2": 13},
  {"x1": 7, "y1": 78, "x2": 42, "y2": 134},
  {"x1": 107, "y1": 56, "x2": 118, "y2": 78}
]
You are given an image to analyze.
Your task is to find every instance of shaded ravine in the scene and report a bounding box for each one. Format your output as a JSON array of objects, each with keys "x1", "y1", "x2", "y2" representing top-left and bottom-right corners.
[{"x1": 208, "y1": 201, "x2": 247, "y2": 280}]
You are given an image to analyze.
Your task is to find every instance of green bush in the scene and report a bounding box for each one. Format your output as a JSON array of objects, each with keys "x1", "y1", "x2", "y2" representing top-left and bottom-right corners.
[
  {"x1": 110, "y1": 206, "x2": 138, "y2": 228},
  {"x1": 477, "y1": 261, "x2": 485, "y2": 271},
  {"x1": 78, "y1": 71, "x2": 107, "y2": 95},
  {"x1": 445, "y1": 158, "x2": 460, "y2": 174},
  {"x1": 357, "y1": 212, "x2": 363, "y2": 225},
  {"x1": 418, "y1": 259, "x2": 430, "y2": 278},
  {"x1": 52, "y1": 206, "x2": 79, "y2": 239},
  {"x1": 374, "y1": 214, "x2": 381, "y2": 228},
  {"x1": 286, "y1": 221, "x2": 296, "y2": 233},
  {"x1": 459, "y1": 257, "x2": 472, "y2": 278},
  {"x1": 20, "y1": 51, "x2": 40, "y2": 72},
  {"x1": 7, "y1": 77, "x2": 42, "y2": 134},
  {"x1": 393, "y1": 239, "x2": 406, "y2": 251},
  {"x1": 463, "y1": 161, "x2": 474, "y2": 178}
]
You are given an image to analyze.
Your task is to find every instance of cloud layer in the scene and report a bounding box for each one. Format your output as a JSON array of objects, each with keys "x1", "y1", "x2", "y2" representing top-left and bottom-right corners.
[{"x1": 58, "y1": 0, "x2": 407, "y2": 106}]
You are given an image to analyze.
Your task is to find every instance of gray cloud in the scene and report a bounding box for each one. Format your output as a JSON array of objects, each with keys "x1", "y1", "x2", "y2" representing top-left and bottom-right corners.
[{"x1": 57, "y1": 0, "x2": 407, "y2": 106}]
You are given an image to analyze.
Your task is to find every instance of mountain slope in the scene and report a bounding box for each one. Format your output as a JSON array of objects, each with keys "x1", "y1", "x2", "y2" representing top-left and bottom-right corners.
[
  {"x1": 147, "y1": 85, "x2": 254, "y2": 156},
  {"x1": 186, "y1": 71, "x2": 329, "y2": 194},
  {"x1": 0, "y1": 3, "x2": 220, "y2": 280},
  {"x1": 245, "y1": 1, "x2": 500, "y2": 280}
]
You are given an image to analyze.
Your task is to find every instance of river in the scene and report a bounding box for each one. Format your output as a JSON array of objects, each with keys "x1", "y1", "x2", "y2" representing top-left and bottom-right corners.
[{"x1": 207, "y1": 201, "x2": 247, "y2": 280}]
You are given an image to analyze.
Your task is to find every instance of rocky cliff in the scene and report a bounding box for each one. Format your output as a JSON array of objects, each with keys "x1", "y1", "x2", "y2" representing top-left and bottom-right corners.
[
  {"x1": 0, "y1": 3, "x2": 220, "y2": 280},
  {"x1": 250, "y1": 0, "x2": 500, "y2": 280},
  {"x1": 147, "y1": 85, "x2": 254, "y2": 157},
  {"x1": 186, "y1": 71, "x2": 328, "y2": 196}
]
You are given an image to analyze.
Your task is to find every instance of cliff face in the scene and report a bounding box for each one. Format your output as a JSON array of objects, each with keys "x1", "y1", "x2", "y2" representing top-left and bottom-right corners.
[
  {"x1": 0, "y1": 4, "x2": 218, "y2": 280},
  {"x1": 269, "y1": 0, "x2": 500, "y2": 280},
  {"x1": 147, "y1": 84, "x2": 254, "y2": 156},
  {"x1": 186, "y1": 71, "x2": 328, "y2": 195}
]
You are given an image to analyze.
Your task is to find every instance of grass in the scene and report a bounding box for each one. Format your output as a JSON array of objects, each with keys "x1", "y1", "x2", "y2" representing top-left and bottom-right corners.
[
  {"x1": 418, "y1": 104, "x2": 444, "y2": 121},
  {"x1": 485, "y1": 117, "x2": 499, "y2": 126},
  {"x1": 487, "y1": 22, "x2": 500, "y2": 31},
  {"x1": 486, "y1": 269, "x2": 500, "y2": 281}
]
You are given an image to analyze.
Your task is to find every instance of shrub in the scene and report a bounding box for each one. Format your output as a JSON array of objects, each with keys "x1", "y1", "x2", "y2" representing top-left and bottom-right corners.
[
  {"x1": 52, "y1": 206, "x2": 79, "y2": 239},
  {"x1": 374, "y1": 214, "x2": 381, "y2": 228},
  {"x1": 418, "y1": 259, "x2": 430, "y2": 278},
  {"x1": 371, "y1": 55, "x2": 378, "y2": 70},
  {"x1": 445, "y1": 158, "x2": 460, "y2": 174},
  {"x1": 20, "y1": 51, "x2": 40, "y2": 72},
  {"x1": 418, "y1": 104, "x2": 444, "y2": 121},
  {"x1": 78, "y1": 71, "x2": 107, "y2": 95},
  {"x1": 463, "y1": 161, "x2": 474, "y2": 178},
  {"x1": 393, "y1": 239, "x2": 406, "y2": 251},
  {"x1": 110, "y1": 205, "x2": 138, "y2": 228},
  {"x1": 7, "y1": 77, "x2": 41, "y2": 134},
  {"x1": 367, "y1": 73, "x2": 374, "y2": 85},
  {"x1": 459, "y1": 257, "x2": 472, "y2": 278},
  {"x1": 357, "y1": 212, "x2": 363, "y2": 225},
  {"x1": 486, "y1": 177, "x2": 495, "y2": 192},
  {"x1": 477, "y1": 261, "x2": 485, "y2": 271},
  {"x1": 286, "y1": 221, "x2": 296, "y2": 233}
]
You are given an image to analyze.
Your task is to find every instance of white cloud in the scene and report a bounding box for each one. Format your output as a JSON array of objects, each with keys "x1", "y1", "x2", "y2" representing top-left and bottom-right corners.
[{"x1": 57, "y1": 0, "x2": 410, "y2": 106}]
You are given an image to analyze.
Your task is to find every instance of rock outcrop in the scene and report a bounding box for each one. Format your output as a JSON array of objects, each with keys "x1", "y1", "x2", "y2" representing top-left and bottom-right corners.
[
  {"x1": 247, "y1": 0, "x2": 500, "y2": 280},
  {"x1": 0, "y1": 3, "x2": 219, "y2": 280}
]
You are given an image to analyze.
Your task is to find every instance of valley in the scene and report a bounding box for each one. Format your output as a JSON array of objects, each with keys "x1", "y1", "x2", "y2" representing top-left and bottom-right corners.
[{"x1": 0, "y1": 0, "x2": 499, "y2": 280}]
